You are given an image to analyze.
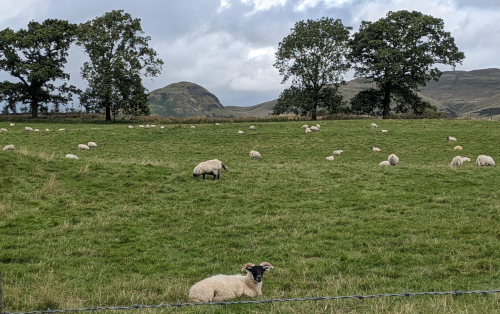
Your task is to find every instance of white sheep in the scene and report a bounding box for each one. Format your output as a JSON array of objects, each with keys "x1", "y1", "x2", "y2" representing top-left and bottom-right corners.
[
  {"x1": 301, "y1": 124, "x2": 308, "y2": 129},
  {"x1": 0, "y1": 128, "x2": 7, "y2": 132},
  {"x1": 34, "y1": 129, "x2": 40, "y2": 132},
  {"x1": 128, "y1": 125, "x2": 134, "y2": 129},
  {"x1": 65, "y1": 154, "x2": 79, "y2": 160},
  {"x1": 450, "y1": 156, "x2": 464, "y2": 167},
  {"x1": 370, "y1": 122, "x2": 378, "y2": 128},
  {"x1": 309, "y1": 126, "x2": 319, "y2": 132},
  {"x1": 88, "y1": 142, "x2": 98, "y2": 148},
  {"x1": 249, "y1": 125, "x2": 256, "y2": 130},
  {"x1": 45, "y1": 129, "x2": 50, "y2": 132},
  {"x1": 447, "y1": 136, "x2": 457, "y2": 142},
  {"x1": 59, "y1": 128, "x2": 65, "y2": 131},
  {"x1": 371, "y1": 146, "x2": 381, "y2": 152},
  {"x1": 380, "y1": 129, "x2": 389, "y2": 133},
  {"x1": 145, "y1": 124, "x2": 151, "y2": 129},
  {"x1": 138, "y1": 125, "x2": 145, "y2": 128},
  {"x1": 215, "y1": 123, "x2": 221, "y2": 126},
  {"x1": 462, "y1": 157, "x2": 471, "y2": 162},
  {"x1": 454, "y1": 145, "x2": 463, "y2": 151},
  {"x1": 3, "y1": 144, "x2": 14, "y2": 151},
  {"x1": 78, "y1": 144, "x2": 90, "y2": 150},
  {"x1": 193, "y1": 159, "x2": 228, "y2": 179},
  {"x1": 476, "y1": 155, "x2": 495, "y2": 167},
  {"x1": 188, "y1": 262, "x2": 274, "y2": 302},
  {"x1": 9, "y1": 123, "x2": 15, "y2": 126},
  {"x1": 326, "y1": 155, "x2": 335, "y2": 161},
  {"x1": 332, "y1": 150, "x2": 343, "y2": 155},
  {"x1": 249, "y1": 150, "x2": 262, "y2": 159},
  {"x1": 238, "y1": 130, "x2": 244, "y2": 134},
  {"x1": 388, "y1": 154, "x2": 399, "y2": 166},
  {"x1": 379, "y1": 160, "x2": 391, "y2": 166},
  {"x1": 191, "y1": 125, "x2": 196, "y2": 129},
  {"x1": 304, "y1": 128, "x2": 312, "y2": 133},
  {"x1": 24, "y1": 126, "x2": 33, "y2": 131},
  {"x1": 160, "y1": 125, "x2": 165, "y2": 129},
  {"x1": 315, "y1": 124, "x2": 320, "y2": 129}
]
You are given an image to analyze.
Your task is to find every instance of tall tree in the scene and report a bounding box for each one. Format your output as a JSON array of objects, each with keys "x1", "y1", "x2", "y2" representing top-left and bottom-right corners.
[
  {"x1": 274, "y1": 18, "x2": 351, "y2": 120},
  {"x1": 77, "y1": 10, "x2": 163, "y2": 121},
  {"x1": 0, "y1": 19, "x2": 78, "y2": 117},
  {"x1": 350, "y1": 10, "x2": 465, "y2": 118}
]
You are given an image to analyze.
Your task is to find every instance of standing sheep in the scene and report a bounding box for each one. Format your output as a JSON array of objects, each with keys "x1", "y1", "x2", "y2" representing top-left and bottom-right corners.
[
  {"x1": 188, "y1": 262, "x2": 274, "y2": 302},
  {"x1": 78, "y1": 144, "x2": 90, "y2": 150},
  {"x1": 476, "y1": 155, "x2": 495, "y2": 167},
  {"x1": 249, "y1": 150, "x2": 262, "y2": 159},
  {"x1": 193, "y1": 159, "x2": 228, "y2": 179},
  {"x1": 447, "y1": 136, "x2": 457, "y2": 142},
  {"x1": 88, "y1": 142, "x2": 98, "y2": 148},
  {"x1": 370, "y1": 123, "x2": 378, "y2": 128},
  {"x1": 249, "y1": 125, "x2": 256, "y2": 130},
  {"x1": 450, "y1": 156, "x2": 464, "y2": 167}
]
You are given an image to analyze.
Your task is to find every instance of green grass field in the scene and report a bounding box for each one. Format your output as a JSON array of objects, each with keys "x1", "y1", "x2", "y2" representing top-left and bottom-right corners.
[{"x1": 0, "y1": 119, "x2": 499, "y2": 313}]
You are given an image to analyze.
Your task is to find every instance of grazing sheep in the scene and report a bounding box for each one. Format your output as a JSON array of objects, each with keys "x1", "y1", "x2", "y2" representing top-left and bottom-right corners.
[
  {"x1": 78, "y1": 144, "x2": 90, "y2": 150},
  {"x1": 249, "y1": 150, "x2": 262, "y2": 159},
  {"x1": 388, "y1": 154, "x2": 399, "y2": 166},
  {"x1": 309, "y1": 126, "x2": 319, "y2": 132},
  {"x1": 454, "y1": 145, "x2": 463, "y2": 151},
  {"x1": 191, "y1": 125, "x2": 196, "y2": 129},
  {"x1": 88, "y1": 142, "x2": 98, "y2": 148},
  {"x1": 305, "y1": 128, "x2": 312, "y2": 133},
  {"x1": 188, "y1": 262, "x2": 274, "y2": 302},
  {"x1": 65, "y1": 154, "x2": 79, "y2": 160},
  {"x1": 24, "y1": 126, "x2": 33, "y2": 131},
  {"x1": 249, "y1": 125, "x2": 256, "y2": 130},
  {"x1": 332, "y1": 150, "x2": 343, "y2": 155},
  {"x1": 476, "y1": 155, "x2": 495, "y2": 167},
  {"x1": 9, "y1": 123, "x2": 15, "y2": 126},
  {"x1": 370, "y1": 123, "x2": 378, "y2": 128},
  {"x1": 380, "y1": 129, "x2": 389, "y2": 133},
  {"x1": 301, "y1": 124, "x2": 308, "y2": 129},
  {"x1": 238, "y1": 130, "x2": 244, "y2": 134},
  {"x1": 193, "y1": 159, "x2": 228, "y2": 179},
  {"x1": 450, "y1": 156, "x2": 464, "y2": 167},
  {"x1": 371, "y1": 146, "x2": 381, "y2": 152},
  {"x1": 447, "y1": 136, "x2": 457, "y2": 142},
  {"x1": 128, "y1": 125, "x2": 134, "y2": 129},
  {"x1": 326, "y1": 155, "x2": 335, "y2": 161},
  {"x1": 379, "y1": 160, "x2": 391, "y2": 166},
  {"x1": 3, "y1": 144, "x2": 14, "y2": 151},
  {"x1": 0, "y1": 128, "x2": 7, "y2": 132}
]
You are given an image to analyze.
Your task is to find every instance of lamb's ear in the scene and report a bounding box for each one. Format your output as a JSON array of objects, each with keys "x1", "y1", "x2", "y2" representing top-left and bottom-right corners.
[
  {"x1": 241, "y1": 262, "x2": 255, "y2": 272},
  {"x1": 260, "y1": 262, "x2": 274, "y2": 271}
]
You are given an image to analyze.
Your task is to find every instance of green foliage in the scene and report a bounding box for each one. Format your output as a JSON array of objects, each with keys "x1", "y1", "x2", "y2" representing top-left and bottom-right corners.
[
  {"x1": 350, "y1": 10, "x2": 465, "y2": 118},
  {"x1": 0, "y1": 120, "x2": 499, "y2": 313},
  {"x1": 274, "y1": 18, "x2": 351, "y2": 120},
  {"x1": 0, "y1": 19, "x2": 79, "y2": 117},
  {"x1": 77, "y1": 10, "x2": 163, "y2": 121},
  {"x1": 350, "y1": 88, "x2": 383, "y2": 115}
]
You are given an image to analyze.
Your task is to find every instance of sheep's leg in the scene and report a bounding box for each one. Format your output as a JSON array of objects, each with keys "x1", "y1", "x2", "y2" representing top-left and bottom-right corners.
[{"x1": 202, "y1": 173, "x2": 206, "y2": 179}]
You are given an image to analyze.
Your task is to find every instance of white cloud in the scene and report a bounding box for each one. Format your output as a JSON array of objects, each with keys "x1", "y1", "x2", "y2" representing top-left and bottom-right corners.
[
  {"x1": 241, "y1": 0, "x2": 287, "y2": 13},
  {"x1": 218, "y1": 0, "x2": 231, "y2": 13},
  {"x1": 295, "y1": 0, "x2": 350, "y2": 12}
]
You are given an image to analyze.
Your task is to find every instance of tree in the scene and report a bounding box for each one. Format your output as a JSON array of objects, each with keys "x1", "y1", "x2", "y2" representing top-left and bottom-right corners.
[
  {"x1": 274, "y1": 18, "x2": 351, "y2": 120},
  {"x1": 0, "y1": 19, "x2": 78, "y2": 117},
  {"x1": 350, "y1": 10, "x2": 465, "y2": 118},
  {"x1": 77, "y1": 10, "x2": 163, "y2": 121}
]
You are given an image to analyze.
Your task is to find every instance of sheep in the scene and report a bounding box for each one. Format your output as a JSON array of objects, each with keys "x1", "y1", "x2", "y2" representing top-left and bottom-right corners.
[
  {"x1": 138, "y1": 125, "x2": 145, "y2": 128},
  {"x1": 188, "y1": 262, "x2": 274, "y2": 302},
  {"x1": 315, "y1": 124, "x2": 320, "y2": 129},
  {"x1": 193, "y1": 159, "x2": 228, "y2": 179},
  {"x1": 388, "y1": 153, "x2": 399, "y2": 166},
  {"x1": 24, "y1": 126, "x2": 33, "y2": 131},
  {"x1": 380, "y1": 129, "x2": 389, "y2": 133},
  {"x1": 370, "y1": 122, "x2": 378, "y2": 128},
  {"x1": 78, "y1": 144, "x2": 90, "y2": 150},
  {"x1": 454, "y1": 145, "x2": 463, "y2": 151},
  {"x1": 462, "y1": 157, "x2": 471, "y2": 162},
  {"x1": 447, "y1": 136, "x2": 457, "y2": 142},
  {"x1": 145, "y1": 124, "x2": 151, "y2": 129},
  {"x1": 332, "y1": 150, "x2": 343, "y2": 155},
  {"x1": 45, "y1": 129, "x2": 50, "y2": 132},
  {"x1": 305, "y1": 128, "x2": 312, "y2": 133},
  {"x1": 0, "y1": 128, "x2": 7, "y2": 132},
  {"x1": 326, "y1": 155, "x2": 335, "y2": 161},
  {"x1": 215, "y1": 123, "x2": 221, "y2": 126},
  {"x1": 59, "y1": 128, "x2": 65, "y2": 131},
  {"x1": 191, "y1": 125, "x2": 196, "y2": 129},
  {"x1": 34, "y1": 129, "x2": 40, "y2": 132},
  {"x1": 88, "y1": 142, "x2": 98, "y2": 148},
  {"x1": 379, "y1": 160, "x2": 391, "y2": 166},
  {"x1": 160, "y1": 125, "x2": 165, "y2": 129},
  {"x1": 309, "y1": 126, "x2": 319, "y2": 132},
  {"x1": 3, "y1": 144, "x2": 14, "y2": 151},
  {"x1": 450, "y1": 156, "x2": 464, "y2": 167},
  {"x1": 238, "y1": 130, "x2": 244, "y2": 134},
  {"x1": 371, "y1": 146, "x2": 381, "y2": 152},
  {"x1": 249, "y1": 125, "x2": 256, "y2": 130},
  {"x1": 476, "y1": 155, "x2": 495, "y2": 167},
  {"x1": 65, "y1": 154, "x2": 79, "y2": 160},
  {"x1": 249, "y1": 150, "x2": 262, "y2": 159},
  {"x1": 150, "y1": 124, "x2": 156, "y2": 128},
  {"x1": 128, "y1": 125, "x2": 134, "y2": 129},
  {"x1": 301, "y1": 124, "x2": 308, "y2": 129},
  {"x1": 9, "y1": 123, "x2": 15, "y2": 126}
]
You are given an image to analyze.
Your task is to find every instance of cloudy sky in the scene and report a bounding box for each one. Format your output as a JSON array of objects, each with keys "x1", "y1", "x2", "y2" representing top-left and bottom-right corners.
[{"x1": 1, "y1": 0, "x2": 499, "y2": 108}]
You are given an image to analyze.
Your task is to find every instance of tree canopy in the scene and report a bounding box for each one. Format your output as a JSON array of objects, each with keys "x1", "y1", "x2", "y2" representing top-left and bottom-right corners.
[
  {"x1": 350, "y1": 10, "x2": 465, "y2": 118},
  {"x1": 0, "y1": 19, "x2": 78, "y2": 117},
  {"x1": 77, "y1": 10, "x2": 163, "y2": 120},
  {"x1": 274, "y1": 18, "x2": 351, "y2": 120}
]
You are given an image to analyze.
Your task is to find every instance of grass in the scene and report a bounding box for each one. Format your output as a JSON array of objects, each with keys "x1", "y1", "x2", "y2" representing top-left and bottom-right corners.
[{"x1": 0, "y1": 119, "x2": 499, "y2": 313}]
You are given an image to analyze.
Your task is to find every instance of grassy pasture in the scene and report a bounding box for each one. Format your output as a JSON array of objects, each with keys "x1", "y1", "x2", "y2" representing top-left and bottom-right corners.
[{"x1": 0, "y1": 119, "x2": 499, "y2": 313}]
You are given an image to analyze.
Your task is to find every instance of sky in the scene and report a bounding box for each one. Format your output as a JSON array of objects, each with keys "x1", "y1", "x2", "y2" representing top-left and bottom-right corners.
[{"x1": 0, "y1": 0, "x2": 499, "y2": 108}]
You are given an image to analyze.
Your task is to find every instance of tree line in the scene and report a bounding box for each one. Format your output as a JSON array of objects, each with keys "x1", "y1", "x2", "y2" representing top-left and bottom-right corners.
[
  {"x1": 274, "y1": 10, "x2": 465, "y2": 120},
  {"x1": 0, "y1": 10, "x2": 163, "y2": 120}
]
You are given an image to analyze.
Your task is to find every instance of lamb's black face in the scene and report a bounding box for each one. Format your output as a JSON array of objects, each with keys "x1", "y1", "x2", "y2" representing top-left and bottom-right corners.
[{"x1": 246, "y1": 265, "x2": 267, "y2": 282}]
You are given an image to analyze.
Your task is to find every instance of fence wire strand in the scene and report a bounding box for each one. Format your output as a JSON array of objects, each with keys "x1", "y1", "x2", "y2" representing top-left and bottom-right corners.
[{"x1": 3, "y1": 289, "x2": 500, "y2": 314}]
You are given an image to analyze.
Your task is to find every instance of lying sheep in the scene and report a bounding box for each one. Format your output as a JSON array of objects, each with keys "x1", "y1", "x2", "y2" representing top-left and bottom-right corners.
[
  {"x1": 370, "y1": 123, "x2": 378, "y2": 128},
  {"x1": 315, "y1": 124, "x2": 320, "y2": 129},
  {"x1": 65, "y1": 154, "x2": 79, "y2": 160},
  {"x1": 379, "y1": 160, "x2": 391, "y2": 166},
  {"x1": 191, "y1": 125, "x2": 196, "y2": 129},
  {"x1": 24, "y1": 126, "x2": 33, "y2": 131},
  {"x1": 3, "y1": 144, "x2": 14, "y2": 151},
  {"x1": 249, "y1": 125, "x2": 256, "y2": 130},
  {"x1": 305, "y1": 128, "x2": 312, "y2": 133},
  {"x1": 0, "y1": 128, "x2": 7, "y2": 132},
  {"x1": 476, "y1": 155, "x2": 495, "y2": 167},
  {"x1": 462, "y1": 157, "x2": 471, "y2": 162},
  {"x1": 326, "y1": 155, "x2": 335, "y2": 161},
  {"x1": 88, "y1": 142, "x2": 98, "y2": 148},
  {"x1": 238, "y1": 130, "x2": 244, "y2": 134},
  {"x1": 193, "y1": 159, "x2": 228, "y2": 179},
  {"x1": 189, "y1": 262, "x2": 274, "y2": 302},
  {"x1": 332, "y1": 150, "x2": 343, "y2": 155},
  {"x1": 380, "y1": 129, "x2": 389, "y2": 133},
  {"x1": 454, "y1": 145, "x2": 463, "y2": 151},
  {"x1": 78, "y1": 144, "x2": 90, "y2": 150},
  {"x1": 9, "y1": 123, "x2": 15, "y2": 126},
  {"x1": 249, "y1": 150, "x2": 262, "y2": 159},
  {"x1": 128, "y1": 125, "x2": 134, "y2": 129},
  {"x1": 160, "y1": 125, "x2": 165, "y2": 129},
  {"x1": 371, "y1": 146, "x2": 381, "y2": 152},
  {"x1": 59, "y1": 128, "x2": 65, "y2": 131},
  {"x1": 447, "y1": 136, "x2": 457, "y2": 142},
  {"x1": 309, "y1": 126, "x2": 319, "y2": 132},
  {"x1": 301, "y1": 124, "x2": 308, "y2": 129},
  {"x1": 388, "y1": 154, "x2": 399, "y2": 166}
]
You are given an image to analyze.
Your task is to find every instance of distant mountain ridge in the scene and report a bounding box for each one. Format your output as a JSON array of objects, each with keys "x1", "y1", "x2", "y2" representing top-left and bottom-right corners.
[{"x1": 149, "y1": 69, "x2": 500, "y2": 119}]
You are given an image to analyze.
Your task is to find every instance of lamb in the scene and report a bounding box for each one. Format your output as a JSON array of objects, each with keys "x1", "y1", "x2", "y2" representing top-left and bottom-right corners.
[
  {"x1": 379, "y1": 160, "x2": 391, "y2": 166},
  {"x1": 476, "y1": 155, "x2": 495, "y2": 167},
  {"x1": 249, "y1": 125, "x2": 256, "y2": 130},
  {"x1": 188, "y1": 262, "x2": 274, "y2": 302},
  {"x1": 388, "y1": 153, "x2": 399, "y2": 166},
  {"x1": 0, "y1": 128, "x2": 7, "y2": 132},
  {"x1": 238, "y1": 130, "x2": 244, "y2": 134},
  {"x1": 326, "y1": 155, "x2": 335, "y2": 161},
  {"x1": 78, "y1": 144, "x2": 90, "y2": 150},
  {"x1": 447, "y1": 136, "x2": 457, "y2": 142},
  {"x1": 332, "y1": 150, "x2": 343, "y2": 155},
  {"x1": 3, "y1": 144, "x2": 14, "y2": 151},
  {"x1": 309, "y1": 126, "x2": 319, "y2": 132},
  {"x1": 454, "y1": 145, "x2": 463, "y2": 151},
  {"x1": 450, "y1": 156, "x2": 464, "y2": 167},
  {"x1": 24, "y1": 126, "x2": 33, "y2": 131},
  {"x1": 371, "y1": 146, "x2": 381, "y2": 152},
  {"x1": 249, "y1": 150, "x2": 262, "y2": 159},
  {"x1": 65, "y1": 154, "x2": 79, "y2": 160},
  {"x1": 370, "y1": 123, "x2": 378, "y2": 128},
  {"x1": 88, "y1": 142, "x2": 98, "y2": 148},
  {"x1": 193, "y1": 159, "x2": 228, "y2": 179}
]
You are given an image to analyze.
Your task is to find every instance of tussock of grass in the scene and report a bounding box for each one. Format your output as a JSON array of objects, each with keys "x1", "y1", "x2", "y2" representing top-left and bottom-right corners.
[{"x1": 0, "y1": 119, "x2": 499, "y2": 313}]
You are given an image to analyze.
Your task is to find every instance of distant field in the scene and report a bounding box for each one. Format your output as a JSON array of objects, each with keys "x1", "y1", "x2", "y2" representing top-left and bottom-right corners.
[{"x1": 0, "y1": 120, "x2": 499, "y2": 313}]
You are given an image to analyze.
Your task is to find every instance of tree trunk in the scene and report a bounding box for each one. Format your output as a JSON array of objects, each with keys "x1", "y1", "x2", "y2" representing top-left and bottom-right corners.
[
  {"x1": 382, "y1": 83, "x2": 391, "y2": 119},
  {"x1": 31, "y1": 102, "x2": 38, "y2": 118},
  {"x1": 105, "y1": 103, "x2": 111, "y2": 121},
  {"x1": 311, "y1": 104, "x2": 317, "y2": 120}
]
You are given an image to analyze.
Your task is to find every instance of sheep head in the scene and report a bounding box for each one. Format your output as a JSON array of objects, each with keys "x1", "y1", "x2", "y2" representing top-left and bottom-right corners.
[{"x1": 242, "y1": 262, "x2": 273, "y2": 283}]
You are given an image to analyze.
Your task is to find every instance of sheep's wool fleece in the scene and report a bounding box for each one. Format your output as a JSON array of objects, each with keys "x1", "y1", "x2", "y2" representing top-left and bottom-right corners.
[
  {"x1": 193, "y1": 159, "x2": 226, "y2": 176},
  {"x1": 189, "y1": 273, "x2": 261, "y2": 302}
]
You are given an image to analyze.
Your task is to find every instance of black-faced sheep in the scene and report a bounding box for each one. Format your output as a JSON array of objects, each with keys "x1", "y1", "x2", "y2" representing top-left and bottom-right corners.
[
  {"x1": 193, "y1": 159, "x2": 228, "y2": 179},
  {"x1": 188, "y1": 262, "x2": 274, "y2": 302}
]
